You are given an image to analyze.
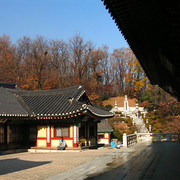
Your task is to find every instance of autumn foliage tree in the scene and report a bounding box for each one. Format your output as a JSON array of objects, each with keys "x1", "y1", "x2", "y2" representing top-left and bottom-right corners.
[
  {"x1": 110, "y1": 48, "x2": 128, "y2": 95},
  {"x1": 49, "y1": 39, "x2": 70, "y2": 88},
  {"x1": 0, "y1": 34, "x2": 17, "y2": 83},
  {"x1": 110, "y1": 48, "x2": 148, "y2": 98},
  {"x1": 1, "y1": 34, "x2": 149, "y2": 100},
  {"x1": 1, "y1": 33, "x2": 179, "y2": 132},
  {"x1": 140, "y1": 85, "x2": 180, "y2": 133}
]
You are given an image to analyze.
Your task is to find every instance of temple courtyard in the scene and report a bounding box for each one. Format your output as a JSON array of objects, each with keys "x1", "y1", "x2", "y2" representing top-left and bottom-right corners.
[{"x1": 0, "y1": 142, "x2": 180, "y2": 180}]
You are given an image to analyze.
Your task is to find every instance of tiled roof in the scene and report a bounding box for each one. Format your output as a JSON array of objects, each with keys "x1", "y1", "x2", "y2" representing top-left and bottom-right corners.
[
  {"x1": 87, "y1": 105, "x2": 114, "y2": 118},
  {"x1": 0, "y1": 82, "x2": 16, "y2": 89},
  {"x1": 14, "y1": 85, "x2": 83, "y2": 117},
  {"x1": 0, "y1": 87, "x2": 28, "y2": 117},
  {"x1": 0, "y1": 84, "x2": 113, "y2": 119},
  {"x1": 98, "y1": 119, "x2": 113, "y2": 132}
]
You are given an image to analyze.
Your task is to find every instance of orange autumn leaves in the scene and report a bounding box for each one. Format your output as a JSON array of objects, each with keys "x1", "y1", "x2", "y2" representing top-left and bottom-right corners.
[
  {"x1": 0, "y1": 34, "x2": 149, "y2": 103},
  {"x1": 110, "y1": 48, "x2": 148, "y2": 99}
]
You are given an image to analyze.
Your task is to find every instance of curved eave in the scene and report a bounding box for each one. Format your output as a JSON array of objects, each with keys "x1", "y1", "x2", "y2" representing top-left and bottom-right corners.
[
  {"x1": 86, "y1": 106, "x2": 114, "y2": 119},
  {"x1": 33, "y1": 104, "x2": 85, "y2": 116},
  {"x1": 33, "y1": 109, "x2": 85, "y2": 120}
]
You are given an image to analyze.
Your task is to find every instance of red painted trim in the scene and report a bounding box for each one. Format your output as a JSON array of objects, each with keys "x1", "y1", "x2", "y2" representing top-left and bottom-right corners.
[
  {"x1": 46, "y1": 126, "x2": 47, "y2": 147},
  {"x1": 36, "y1": 124, "x2": 77, "y2": 147},
  {"x1": 35, "y1": 125, "x2": 37, "y2": 147},
  {"x1": 69, "y1": 126, "x2": 71, "y2": 138},
  {"x1": 72, "y1": 125, "x2": 78, "y2": 148},
  {"x1": 51, "y1": 137, "x2": 73, "y2": 140},
  {"x1": 73, "y1": 125, "x2": 75, "y2": 147},
  {"x1": 54, "y1": 126, "x2": 55, "y2": 138},
  {"x1": 98, "y1": 133, "x2": 111, "y2": 145}
]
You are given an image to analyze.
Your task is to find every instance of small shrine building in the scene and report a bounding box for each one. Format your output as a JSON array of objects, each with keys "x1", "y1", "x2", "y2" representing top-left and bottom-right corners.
[
  {"x1": 97, "y1": 119, "x2": 113, "y2": 145},
  {"x1": 0, "y1": 83, "x2": 113, "y2": 151},
  {"x1": 111, "y1": 95, "x2": 147, "y2": 117}
]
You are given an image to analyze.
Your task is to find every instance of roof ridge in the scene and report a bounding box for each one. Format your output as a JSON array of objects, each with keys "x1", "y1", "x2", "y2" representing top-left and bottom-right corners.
[
  {"x1": 12, "y1": 85, "x2": 82, "y2": 96},
  {"x1": 69, "y1": 87, "x2": 84, "y2": 100},
  {"x1": 15, "y1": 95, "x2": 34, "y2": 116}
]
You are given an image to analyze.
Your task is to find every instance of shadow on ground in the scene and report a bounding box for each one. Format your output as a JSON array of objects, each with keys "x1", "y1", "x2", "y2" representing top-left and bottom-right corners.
[
  {"x1": 0, "y1": 158, "x2": 51, "y2": 175},
  {"x1": 85, "y1": 142, "x2": 180, "y2": 180}
]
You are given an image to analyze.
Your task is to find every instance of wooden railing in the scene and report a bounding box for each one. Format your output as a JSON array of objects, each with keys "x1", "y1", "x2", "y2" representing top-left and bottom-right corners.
[
  {"x1": 127, "y1": 133, "x2": 137, "y2": 146},
  {"x1": 123, "y1": 133, "x2": 137, "y2": 148},
  {"x1": 136, "y1": 133, "x2": 152, "y2": 143},
  {"x1": 123, "y1": 132, "x2": 180, "y2": 148}
]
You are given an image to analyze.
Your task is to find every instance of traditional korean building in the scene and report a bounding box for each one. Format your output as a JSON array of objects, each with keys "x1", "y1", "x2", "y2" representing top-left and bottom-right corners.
[
  {"x1": 110, "y1": 95, "x2": 147, "y2": 117},
  {"x1": 0, "y1": 83, "x2": 113, "y2": 151},
  {"x1": 98, "y1": 119, "x2": 113, "y2": 145}
]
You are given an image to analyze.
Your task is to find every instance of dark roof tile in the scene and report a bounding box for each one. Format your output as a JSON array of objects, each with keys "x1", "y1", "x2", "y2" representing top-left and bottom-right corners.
[
  {"x1": 0, "y1": 84, "x2": 113, "y2": 118},
  {"x1": 0, "y1": 87, "x2": 28, "y2": 116},
  {"x1": 87, "y1": 105, "x2": 113, "y2": 118},
  {"x1": 0, "y1": 83, "x2": 16, "y2": 89},
  {"x1": 98, "y1": 119, "x2": 113, "y2": 132}
]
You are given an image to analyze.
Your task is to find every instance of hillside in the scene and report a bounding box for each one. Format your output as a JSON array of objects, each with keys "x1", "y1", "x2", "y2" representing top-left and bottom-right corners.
[{"x1": 102, "y1": 96, "x2": 137, "y2": 108}]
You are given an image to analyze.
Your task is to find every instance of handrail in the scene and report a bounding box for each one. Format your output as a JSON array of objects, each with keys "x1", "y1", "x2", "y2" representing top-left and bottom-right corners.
[
  {"x1": 123, "y1": 132, "x2": 180, "y2": 148},
  {"x1": 123, "y1": 133, "x2": 137, "y2": 148}
]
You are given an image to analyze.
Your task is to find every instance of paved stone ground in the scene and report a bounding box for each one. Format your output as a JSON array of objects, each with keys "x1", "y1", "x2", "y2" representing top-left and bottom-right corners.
[
  {"x1": 0, "y1": 142, "x2": 180, "y2": 180},
  {"x1": 48, "y1": 142, "x2": 180, "y2": 180},
  {"x1": 0, "y1": 148, "x2": 114, "y2": 180}
]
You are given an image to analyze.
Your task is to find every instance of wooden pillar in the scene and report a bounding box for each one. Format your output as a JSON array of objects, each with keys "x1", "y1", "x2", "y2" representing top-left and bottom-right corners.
[
  {"x1": 87, "y1": 122, "x2": 89, "y2": 141},
  {"x1": 95, "y1": 123, "x2": 97, "y2": 145},
  {"x1": 134, "y1": 131, "x2": 138, "y2": 143},
  {"x1": 46, "y1": 125, "x2": 51, "y2": 147},
  {"x1": 77, "y1": 124, "x2": 79, "y2": 145},
  {"x1": 7, "y1": 125, "x2": 10, "y2": 144},
  {"x1": 4, "y1": 124, "x2": 7, "y2": 145},
  {"x1": 73, "y1": 123, "x2": 79, "y2": 147}
]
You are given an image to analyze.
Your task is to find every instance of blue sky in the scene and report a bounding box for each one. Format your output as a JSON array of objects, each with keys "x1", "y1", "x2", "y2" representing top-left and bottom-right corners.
[{"x1": 0, "y1": 0, "x2": 129, "y2": 53}]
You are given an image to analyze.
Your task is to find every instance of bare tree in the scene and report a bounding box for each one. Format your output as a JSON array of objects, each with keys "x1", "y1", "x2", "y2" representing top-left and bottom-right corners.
[
  {"x1": 49, "y1": 39, "x2": 70, "y2": 88},
  {"x1": 110, "y1": 48, "x2": 128, "y2": 95},
  {"x1": 69, "y1": 34, "x2": 93, "y2": 84}
]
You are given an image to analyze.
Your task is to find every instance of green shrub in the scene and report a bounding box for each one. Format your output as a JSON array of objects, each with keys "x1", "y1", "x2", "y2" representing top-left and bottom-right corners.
[
  {"x1": 105, "y1": 104, "x2": 113, "y2": 109},
  {"x1": 113, "y1": 128, "x2": 123, "y2": 141}
]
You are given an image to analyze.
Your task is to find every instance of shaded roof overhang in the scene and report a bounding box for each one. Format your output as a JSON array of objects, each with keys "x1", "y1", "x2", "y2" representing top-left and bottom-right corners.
[{"x1": 102, "y1": 0, "x2": 180, "y2": 100}]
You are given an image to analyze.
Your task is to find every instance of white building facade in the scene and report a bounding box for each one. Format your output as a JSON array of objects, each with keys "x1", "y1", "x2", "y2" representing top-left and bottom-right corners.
[{"x1": 111, "y1": 95, "x2": 147, "y2": 117}]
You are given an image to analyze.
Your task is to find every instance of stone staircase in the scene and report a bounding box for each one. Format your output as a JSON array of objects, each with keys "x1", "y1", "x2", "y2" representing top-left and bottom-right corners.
[{"x1": 131, "y1": 114, "x2": 148, "y2": 133}]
